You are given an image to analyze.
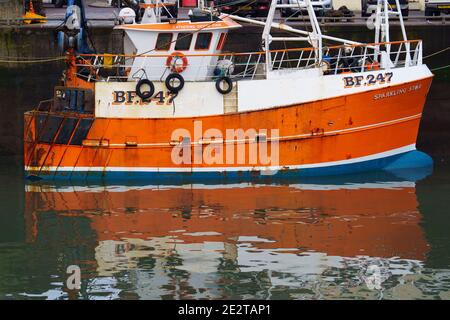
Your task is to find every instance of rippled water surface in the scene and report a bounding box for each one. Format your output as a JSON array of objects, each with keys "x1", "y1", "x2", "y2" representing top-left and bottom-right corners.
[{"x1": 0, "y1": 156, "x2": 449, "y2": 300}]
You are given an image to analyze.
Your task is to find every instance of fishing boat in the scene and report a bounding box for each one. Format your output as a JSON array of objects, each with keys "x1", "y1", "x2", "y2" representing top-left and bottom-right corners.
[{"x1": 24, "y1": 0, "x2": 433, "y2": 181}]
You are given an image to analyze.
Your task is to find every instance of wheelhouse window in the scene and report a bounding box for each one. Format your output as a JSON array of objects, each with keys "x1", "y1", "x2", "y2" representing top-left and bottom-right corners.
[
  {"x1": 195, "y1": 33, "x2": 213, "y2": 50},
  {"x1": 155, "y1": 33, "x2": 173, "y2": 51},
  {"x1": 216, "y1": 33, "x2": 227, "y2": 50},
  {"x1": 175, "y1": 33, "x2": 193, "y2": 51}
]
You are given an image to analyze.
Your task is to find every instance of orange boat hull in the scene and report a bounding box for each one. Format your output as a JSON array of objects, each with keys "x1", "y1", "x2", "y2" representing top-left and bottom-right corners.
[{"x1": 24, "y1": 77, "x2": 433, "y2": 180}]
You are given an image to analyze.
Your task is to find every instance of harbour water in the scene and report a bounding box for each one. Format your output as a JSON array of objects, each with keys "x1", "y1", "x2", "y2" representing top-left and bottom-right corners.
[{"x1": 0, "y1": 155, "x2": 449, "y2": 300}]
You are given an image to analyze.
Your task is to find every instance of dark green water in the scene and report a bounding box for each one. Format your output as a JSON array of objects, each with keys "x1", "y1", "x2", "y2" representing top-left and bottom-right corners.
[{"x1": 0, "y1": 155, "x2": 449, "y2": 300}]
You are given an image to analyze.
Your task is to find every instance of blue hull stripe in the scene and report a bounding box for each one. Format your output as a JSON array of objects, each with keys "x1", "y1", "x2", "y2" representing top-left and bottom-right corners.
[{"x1": 25, "y1": 150, "x2": 433, "y2": 182}]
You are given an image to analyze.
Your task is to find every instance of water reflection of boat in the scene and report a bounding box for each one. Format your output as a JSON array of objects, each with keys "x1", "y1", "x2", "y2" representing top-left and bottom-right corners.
[
  {"x1": 25, "y1": 169, "x2": 430, "y2": 267},
  {"x1": 15, "y1": 167, "x2": 444, "y2": 299}
]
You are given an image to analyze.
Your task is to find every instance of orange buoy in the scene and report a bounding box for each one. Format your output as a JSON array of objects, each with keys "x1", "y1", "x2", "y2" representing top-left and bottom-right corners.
[{"x1": 366, "y1": 61, "x2": 380, "y2": 71}]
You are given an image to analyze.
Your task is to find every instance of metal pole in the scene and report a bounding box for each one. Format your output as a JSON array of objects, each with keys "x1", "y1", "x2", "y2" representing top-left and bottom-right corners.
[
  {"x1": 227, "y1": 14, "x2": 366, "y2": 46},
  {"x1": 305, "y1": 0, "x2": 322, "y2": 64},
  {"x1": 262, "y1": 0, "x2": 279, "y2": 72},
  {"x1": 395, "y1": 0, "x2": 410, "y2": 66}
]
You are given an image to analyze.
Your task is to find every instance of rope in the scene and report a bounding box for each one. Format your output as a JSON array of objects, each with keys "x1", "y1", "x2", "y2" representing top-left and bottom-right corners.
[
  {"x1": 431, "y1": 64, "x2": 450, "y2": 71},
  {"x1": 0, "y1": 56, "x2": 66, "y2": 64},
  {"x1": 424, "y1": 46, "x2": 450, "y2": 59}
]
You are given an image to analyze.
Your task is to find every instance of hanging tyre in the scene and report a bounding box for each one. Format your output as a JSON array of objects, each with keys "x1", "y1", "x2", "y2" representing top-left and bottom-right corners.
[
  {"x1": 165, "y1": 73, "x2": 185, "y2": 93},
  {"x1": 136, "y1": 79, "x2": 155, "y2": 100},
  {"x1": 215, "y1": 76, "x2": 233, "y2": 95}
]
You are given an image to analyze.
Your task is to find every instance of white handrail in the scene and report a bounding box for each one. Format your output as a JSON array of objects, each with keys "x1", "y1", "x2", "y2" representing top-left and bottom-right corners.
[{"x1": 75, "y1": 41, "x2": 423, "y2": 82}]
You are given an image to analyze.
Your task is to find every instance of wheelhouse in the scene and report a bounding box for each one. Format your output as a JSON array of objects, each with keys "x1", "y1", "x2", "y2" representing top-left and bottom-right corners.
[{"x1": 116, "y1": 12, "x2": 241, "y2": 81}]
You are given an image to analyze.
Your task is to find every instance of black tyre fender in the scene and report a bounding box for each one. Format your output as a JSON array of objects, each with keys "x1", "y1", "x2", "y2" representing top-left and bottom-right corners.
[
  {"x1": 165, "y1": 73, "x2": 185, "y2": 93},
  {"x1": 136, "y1": 79, "x2": 155, "y2": 100},
  {"x1": 215, "y1": 76, "x2": 233, "y2": 95}
]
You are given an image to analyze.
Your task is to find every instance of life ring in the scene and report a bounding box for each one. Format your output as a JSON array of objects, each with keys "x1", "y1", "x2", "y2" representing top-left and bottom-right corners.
[
  {"x1": 136, "y1": 79, "x2": 155, "y2": 100},
  {"x1": 215, "y1": 76, "x2": 233, "y2": 95},
  {"x1": 166, "y1": 51, "x2": 188, "y2": 73},
  {"x1": 165, "y1": 73, "x2": 185, "y2": 93}
]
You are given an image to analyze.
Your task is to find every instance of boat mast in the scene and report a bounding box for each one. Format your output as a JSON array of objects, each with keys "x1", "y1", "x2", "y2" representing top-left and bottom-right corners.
[
  {"x1": 262, "y1": 0, "x2": 323, "y2": 71},
  {"x1": 226, "y1": 1, "x2": 369, "y2": 74},
  {"x1": 374, "y1": 0, "x2": 390, "y2": 58},
  {"x1": 374, "y1": 0, "x2": 410, "y2": 66},
  {"x1": 261, "y1": 0, "x2": 277, "y2": 71},
  {"x1": 227, "y1": 14, "x2": 363, "y2": 46}
]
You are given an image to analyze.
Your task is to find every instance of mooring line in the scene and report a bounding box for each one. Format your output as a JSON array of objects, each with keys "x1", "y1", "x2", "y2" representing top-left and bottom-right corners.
[
  {"x1": 0, "y1": 56, "x2": 66, "y2": 64},
  {"x1": 431, "y1": 64, "x2": 450, "y2": 71},
  {"x1": 424, "y1": 46, "x2": 450, "y2": 59}
]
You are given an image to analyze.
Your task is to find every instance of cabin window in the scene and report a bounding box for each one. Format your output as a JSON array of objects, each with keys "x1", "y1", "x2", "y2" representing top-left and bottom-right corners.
[
  {"x1": 216, "y1": 33, "x2": 227, "y2": 51},
  {"x1": 195, "y1": 33, "x2": 213, "y2": 50},
  {"x1": 175, "y1": 33, "x2": 193, "y2": 51},
  {"x1": 155, "y1": 33, "x2": 173, "y2": 51}
]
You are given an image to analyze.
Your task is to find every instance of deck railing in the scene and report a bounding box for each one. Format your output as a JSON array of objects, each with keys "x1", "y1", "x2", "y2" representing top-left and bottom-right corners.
[{"x1": 75, "y1": 40, "x2": 423, "y2": 82}]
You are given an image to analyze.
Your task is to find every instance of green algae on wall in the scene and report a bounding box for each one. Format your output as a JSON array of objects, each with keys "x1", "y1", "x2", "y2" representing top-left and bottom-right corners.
[{"x1": 0, "y1": 0, "x2": 22, "y2": 20}]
